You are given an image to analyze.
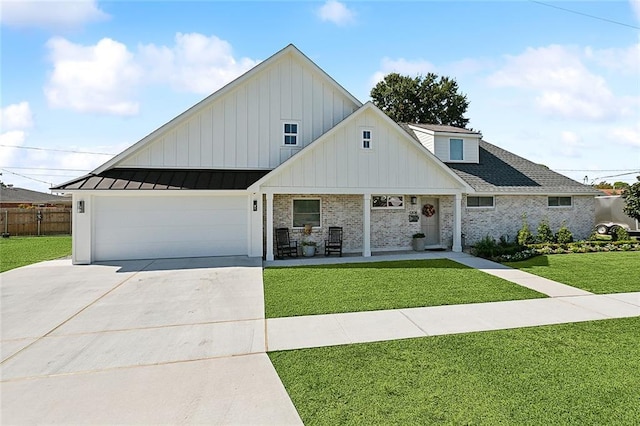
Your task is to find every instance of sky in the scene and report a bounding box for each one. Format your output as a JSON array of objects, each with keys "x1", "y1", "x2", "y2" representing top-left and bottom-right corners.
[{"x1": 1, "y1": 0, "x2": 639, "y2": 193}]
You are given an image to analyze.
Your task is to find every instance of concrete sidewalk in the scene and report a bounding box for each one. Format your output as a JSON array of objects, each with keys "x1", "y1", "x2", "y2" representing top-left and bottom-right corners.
[{"x1": 266, "y1": 252, "x2": 639, "y2": 351}]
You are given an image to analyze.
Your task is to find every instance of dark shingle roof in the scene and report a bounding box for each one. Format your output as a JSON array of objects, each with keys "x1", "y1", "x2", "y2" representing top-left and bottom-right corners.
[
  {"x1": 52, "y1": 168, "x2": 271, "y2": 191},
  {"x1": 448, "y1": 141, "x2": 602, "y2": 194},
  {"x1": 1, "y1": 186, "x2": 71, "y2": 204}
]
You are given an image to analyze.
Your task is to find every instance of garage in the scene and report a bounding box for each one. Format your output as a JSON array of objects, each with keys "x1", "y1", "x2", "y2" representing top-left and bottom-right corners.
[{"x1": 93, "y1": 195, "x2": 249, "y2": 261}]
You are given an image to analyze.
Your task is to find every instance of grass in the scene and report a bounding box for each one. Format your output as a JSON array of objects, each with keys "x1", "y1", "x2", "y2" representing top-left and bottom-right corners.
[
  {"x1": 264, "y1": 259, "x2": 545, "y2": 318},
  {"x1": 270, "y1": 317, "x2": 640, "y2": 425},
  {"x1": 505, "y1": 251, "x2": 640, "y2": 293},
  {"x1": 0, "y1": 235, "x2": 72, "y2": 273}
]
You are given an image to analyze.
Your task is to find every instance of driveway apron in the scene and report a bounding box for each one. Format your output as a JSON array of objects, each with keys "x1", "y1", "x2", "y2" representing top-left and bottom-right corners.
[{"x1": 1, "y1": 257, "x2": 302, "y2": 425}]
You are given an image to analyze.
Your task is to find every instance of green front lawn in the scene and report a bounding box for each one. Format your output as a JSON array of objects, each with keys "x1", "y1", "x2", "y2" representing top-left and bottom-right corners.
[
  {"x1": 264, "y1": 259, "x2": 545, "y2": 318},
  {"x1": 270, "y1": 317, "x2": 640, "y2": 425},
  {"x1": 505, "y1": 251, "x2": 640, "y2": 293},
  {"x1": 0, "y1": 235, "x2": 72, "y2": 273}
]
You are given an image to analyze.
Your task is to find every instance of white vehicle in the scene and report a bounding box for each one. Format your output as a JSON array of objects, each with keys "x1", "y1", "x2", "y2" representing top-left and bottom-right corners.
[{"x1": 595, "y1": 195, "x2": 639, "y2": 236}]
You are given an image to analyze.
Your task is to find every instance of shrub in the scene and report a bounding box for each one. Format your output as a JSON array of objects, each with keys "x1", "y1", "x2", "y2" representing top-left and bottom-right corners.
[
  {"x1": 517, "y1": 213, "x2": 535, "y2": 245},
  {"x1": 612, "y1": 227, "x2": 630, "y2": 242},
  {"x1": 555, "y1": 223, "x2": 574, "y2": 244},
  {"x1": 536, "y1": 218, "x2": 555, "y2": 243},
  {"x1": 473, "y1": 235, "x2": 499, "y2": 258}
]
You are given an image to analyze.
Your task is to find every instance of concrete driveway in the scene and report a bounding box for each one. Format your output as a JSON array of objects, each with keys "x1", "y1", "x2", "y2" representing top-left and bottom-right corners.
[{"x1": 1, "y1": 257, "x2": 301, "y2": 424}]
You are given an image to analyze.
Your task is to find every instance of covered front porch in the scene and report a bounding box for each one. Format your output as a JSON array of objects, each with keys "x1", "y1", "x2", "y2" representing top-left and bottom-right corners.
[{"x1": 262, "y1": 191, "x2": 464, "y2": 261}]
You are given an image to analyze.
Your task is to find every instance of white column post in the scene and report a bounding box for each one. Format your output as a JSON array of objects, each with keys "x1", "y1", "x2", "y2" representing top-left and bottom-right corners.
[
  {"x1": 266, "y1": 193, "x2": 274, "y2": 261},
  {"x1": 363, "y1": 193, "x2": 371, "y2": 257},
  {"x1": 453, "y1": 192, "x2": 462, "y2": 252}
]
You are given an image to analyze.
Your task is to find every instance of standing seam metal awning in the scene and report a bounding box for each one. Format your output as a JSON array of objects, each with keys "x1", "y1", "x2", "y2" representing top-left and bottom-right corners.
[{"x1": 51, "y1": 168, "x2": 272, "y2": 190}]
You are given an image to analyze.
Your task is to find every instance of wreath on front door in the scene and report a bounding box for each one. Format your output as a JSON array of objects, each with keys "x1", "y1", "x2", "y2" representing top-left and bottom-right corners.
[{"x1": 422, "y1": 204, "x2": 436, "y2": 217}]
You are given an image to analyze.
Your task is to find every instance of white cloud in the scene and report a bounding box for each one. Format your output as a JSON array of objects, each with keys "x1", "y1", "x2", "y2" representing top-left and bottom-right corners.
[
  {"x1": 559, "y1": 130, "x2": 586, "y2": 157},
  {"x1": 631, "y1": 0, "x2": 640, "y2": 21},
  {"x1": 1, "y1": 102, "x2": 33, "y2": 131},
  {"x1": 0, "y1": 0, "x2": 108, "y2": 29},
  {"x1": 44, "y1": 37, "x2": 142, "y2": 116},
  {"x1": 0, "y1": 130, "x2": 27, "y2": 165},
  {"x1": 487, "y1": 45, "x2": 621, "y2": 120},
  {"x1": 370, "y1": 57, "x2": 436, "y2": 86},
  {"x1": 611, "y1": 126, "x2": 640, "y2": 147},
  {"x1": 317, "y1": 0, "x2": 355, "y2": 26},
  {"x1": 138, "y1": 33, "x2": 259, "y2": 94},
  {"x1": 585, "y1": 44, "x2": 640, "y2": 75}
]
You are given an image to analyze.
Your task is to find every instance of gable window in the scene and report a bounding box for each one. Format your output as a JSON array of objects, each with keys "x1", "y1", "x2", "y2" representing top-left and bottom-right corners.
[
  {"x1": 467, "y1": 196, "x2": 494, "y2": 208},
  {"x1": 283, "y1": 123, "x2": 298, "y2": 146},
  {"x1": 450, "y1": 138, "x2": 464, "y2": 161},
  {"x1": 548, "y1": 196, "x2": 572, "y2": 207},
  {"x1": 372, "y1": 195, "x2": 404, "y2": 209},
  {"x1": 293, "y1": 199, "x2": 321, "y2": 228},
  {"x1": 362, "y1": 130, "x2": 372, "y2": 149}
]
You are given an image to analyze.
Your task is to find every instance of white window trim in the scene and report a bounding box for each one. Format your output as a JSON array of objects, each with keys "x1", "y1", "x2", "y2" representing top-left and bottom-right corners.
[
  {"x1": 548, "y1": 196, "x2": 573, "y2": 208},
  {"x1": 291, "y1": 198, "x2": 322, "y2": 229},
  {"x1": 361, "y1": 127, "x2": 373, "y2": 150},
  {"x1": 466, "y1": 196, "x2": 495, "y2": 209},
  {"x1": 449, "y1": 138, "x2": 464, "y2": 162},
  {"x1": 371, "y1": 195, "x2": 405, "y2": 210},
  {"x1": 282, "y1": 121, "x2": 300, "y2": 147}
]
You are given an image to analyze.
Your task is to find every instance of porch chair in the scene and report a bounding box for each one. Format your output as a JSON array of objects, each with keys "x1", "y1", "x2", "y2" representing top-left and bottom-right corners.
[
  {"x1": 275, "y1": 228, "x2": 298, "y2": 258},
  {"x1": 324, "y1": 226, "x2": 343, "y2": 257}
]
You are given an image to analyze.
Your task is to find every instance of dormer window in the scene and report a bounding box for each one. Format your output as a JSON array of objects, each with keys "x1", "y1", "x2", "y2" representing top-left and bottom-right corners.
[
  {"x1": 450, "y1": 138, "x2": 463, "y2": 161},
  {"x1": 362, "y1": 129, "x2": 372, "y2": 149},
  {"x1": 283, "y1": 123, "x2": 298, "y2": 146}
]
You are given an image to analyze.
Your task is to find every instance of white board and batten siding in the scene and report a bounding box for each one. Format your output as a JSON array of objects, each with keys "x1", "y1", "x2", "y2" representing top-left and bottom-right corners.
[
  {"x1": 260, "y1": 108, "x2": 464, "y2": 192},
  {"x1": 433, "y1": 135, "x2": 479, "y2": 163},
  {"x1": 118, "y1": 51, "x2": 359, "y2": 170},
  {"x1": 92, "y1": 195, "x2": 249, "y2": 261}
]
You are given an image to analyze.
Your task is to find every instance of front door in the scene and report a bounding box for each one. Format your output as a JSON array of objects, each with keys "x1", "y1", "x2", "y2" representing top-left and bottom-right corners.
[{"x1": 420, "y1": 197, "x2": 440, "y2": 246}]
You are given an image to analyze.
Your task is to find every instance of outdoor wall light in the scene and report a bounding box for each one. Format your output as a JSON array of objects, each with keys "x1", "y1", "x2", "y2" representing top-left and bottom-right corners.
[
  {"x1": 253, "y1": 200, "x2": 258, "y2": 211},
  {"x1": 77, "y1": 200, "x2": 85, "y2": 213},
  {"x1": 410, "y1": 196, "x2": 417, "y2": 205}
]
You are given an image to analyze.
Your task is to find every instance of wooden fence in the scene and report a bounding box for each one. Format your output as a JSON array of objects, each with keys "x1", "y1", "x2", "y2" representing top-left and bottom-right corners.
[{"x1": 0, "y1": 208, "x2": 72, "y2": 236}]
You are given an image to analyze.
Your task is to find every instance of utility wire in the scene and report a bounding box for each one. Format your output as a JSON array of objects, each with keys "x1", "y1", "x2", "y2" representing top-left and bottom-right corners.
[
  {"x1": 529, "y1": 1, "x2": 640, "y2": 30},
  {"x1": 0, "y1": 166, "x2": 91, "y2": 172},
  {"x1": 0, "y1": 144, "x2": 116, "y2": 156},
  {"x1": 0, "y1": 168, "x2": 53, "y2": 185}
]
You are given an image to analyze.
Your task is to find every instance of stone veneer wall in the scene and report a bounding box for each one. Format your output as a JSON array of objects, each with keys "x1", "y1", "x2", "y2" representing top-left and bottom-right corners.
[
  {"x1": 272, "y1": 194, "x2": 454, "y2": 253},
  {"x1": 461, "y1": 195, "x2": 595, "y2": 245}
]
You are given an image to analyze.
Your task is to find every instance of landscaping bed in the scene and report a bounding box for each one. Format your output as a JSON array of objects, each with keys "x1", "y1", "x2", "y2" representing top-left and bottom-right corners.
[
  {"x1": 263, "y1": 259, "x2": 545, "y2": 318},
  {"x1": 270, "y1": 317, "x2": 640, "y2": 425}
]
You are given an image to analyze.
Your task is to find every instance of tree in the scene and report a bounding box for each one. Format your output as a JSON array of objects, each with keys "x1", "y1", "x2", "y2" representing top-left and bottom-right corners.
[
  {"x1": 613, "y1": 181, "x2": 630, "y2": 190},
  {"x1": 370, "y1": 72, "x2": 470, "y2": 127},
  {"x1": 593, "y1": 181, "x2": 613, "y2": 189},
  {"x1": 622, "y1": 176, "x2": 640, "y2": 221}
]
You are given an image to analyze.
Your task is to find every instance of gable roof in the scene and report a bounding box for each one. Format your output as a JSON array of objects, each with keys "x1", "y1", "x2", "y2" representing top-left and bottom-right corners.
[
  {"x1": 1, "y1": 186, "x2": 71, "y2": 204},
  {"x1": 51, "y1": 168, "x2": 270, "y2": 191},
  {"x1": 447, "y1": 140, "x2": 602, "y2": 194},
  {"x1": 91, "y1": 44, "x2": 362, "y2": 176},
  {"x1": 249, "y1": 102, "x2": 473, "y2": 192}
]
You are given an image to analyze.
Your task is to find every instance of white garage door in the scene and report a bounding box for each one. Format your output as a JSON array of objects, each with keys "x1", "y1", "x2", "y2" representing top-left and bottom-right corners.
[{"x1": 94, "y1": 195, "x2": 248, "y2": 261}]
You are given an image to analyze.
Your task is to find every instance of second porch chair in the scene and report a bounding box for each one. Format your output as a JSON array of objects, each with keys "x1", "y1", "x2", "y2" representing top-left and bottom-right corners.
[
  {"x1": 275, "y1": 228, "x2": 298, "y2": 258},
  {"x1": 324, "y1": 226, "x2": 343, "y2": 257}
]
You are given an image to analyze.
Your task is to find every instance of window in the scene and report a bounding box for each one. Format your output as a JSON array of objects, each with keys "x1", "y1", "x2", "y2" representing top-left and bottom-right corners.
[
  {"x1": 362, "y1": 130, "x2": 372, "y2": 149},
  {"x1": 450, "y1": 138, "x2": 463, "y2": 161},
  {"x1": 548, "y1": 196, "x2": 572, "y2": 207},
  {"x1": 293, "y1": 199, "x2": 321, "y2": 227},
  {"x1": 372, "y1": 195, "x2": 404, "y2": 209},
  {"x1": 467, "y1": 196, "x2": 494, "y2": 208},
  {"x1": 283, "y1": 123, "x2": 298, "y2": 146}
]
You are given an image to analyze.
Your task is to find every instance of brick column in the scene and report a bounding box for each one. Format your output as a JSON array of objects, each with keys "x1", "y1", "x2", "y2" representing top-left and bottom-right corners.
[{"x1": 453, "y1": 192, "x2": 462, "y2": 252}]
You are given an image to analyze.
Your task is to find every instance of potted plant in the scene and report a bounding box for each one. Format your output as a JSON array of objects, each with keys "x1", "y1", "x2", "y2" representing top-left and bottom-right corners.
[
  {"x1": 302, "y1": 240, "x2": 317, "y2": 257},
  {"x1": 302, "y1": 223, "x2": 317, "y2": 257},
  {"x1": 412, "y1": 232, "x2": 426, "y2": 251}
]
